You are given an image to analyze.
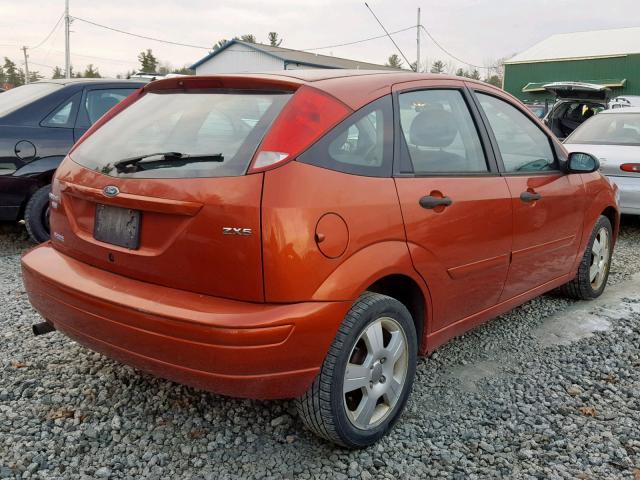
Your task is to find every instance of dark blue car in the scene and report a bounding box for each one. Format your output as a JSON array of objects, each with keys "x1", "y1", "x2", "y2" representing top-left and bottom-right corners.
[{"x1": 0, "y1": 78, "x2": 145, "y2": 241}]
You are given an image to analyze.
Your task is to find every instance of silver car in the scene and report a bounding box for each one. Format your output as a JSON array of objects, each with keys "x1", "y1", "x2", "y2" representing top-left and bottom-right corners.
[{"x1": 565, "y1": 107, "x2": 640, "y2": 215}]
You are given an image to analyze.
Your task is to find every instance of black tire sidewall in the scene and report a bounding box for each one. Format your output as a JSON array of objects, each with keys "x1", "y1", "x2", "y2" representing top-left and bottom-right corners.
[
  {"x1": 25, "y1": 185, "x2": 51, "y2": 243},
  {"x1": 331, "y1": 296, "x2": 417, "y2": 448}
]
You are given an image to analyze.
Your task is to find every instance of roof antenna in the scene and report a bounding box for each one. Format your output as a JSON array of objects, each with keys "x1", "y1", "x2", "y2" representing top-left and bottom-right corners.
[{"x1": 365, "y1": 2, "x2": 415, "y2": 71}]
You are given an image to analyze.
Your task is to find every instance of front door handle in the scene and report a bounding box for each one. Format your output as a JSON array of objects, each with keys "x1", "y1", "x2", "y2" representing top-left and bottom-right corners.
[
  {"x1": 520, "y1": 191, "x2": 542, "y2": 203},
  {"x1": 419, "y1": 195, "x2": 453, "y2": 209}
]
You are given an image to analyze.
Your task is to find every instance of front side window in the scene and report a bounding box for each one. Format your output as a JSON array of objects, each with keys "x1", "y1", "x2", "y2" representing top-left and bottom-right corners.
[
  {"x1": 85, "y1": 89, "x2": 137, "y2": 124},
  {"x1": 298, "y1": 95, "x2": 392, "y2": 177},
  {"x1": 398, "y1": 89, "x2": 488, "y2": 174},
  {"x1": 477, "y1": 93, "x2": 556, "y2": 172},
  {"x1": 71, "y1": 90, "x2": 292, "y2": 178}
]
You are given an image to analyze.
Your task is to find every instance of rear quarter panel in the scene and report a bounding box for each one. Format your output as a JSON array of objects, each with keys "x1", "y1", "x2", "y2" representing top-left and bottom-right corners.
[{"x1": 261, "y1": 161, "x2": 418, "y2": 303}]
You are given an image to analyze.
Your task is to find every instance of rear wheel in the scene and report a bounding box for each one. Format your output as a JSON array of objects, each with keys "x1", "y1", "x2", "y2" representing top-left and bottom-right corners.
[
  {"x1": 296, "y1": 292, "x2": 417, "y2": 447},
  {"x1": 560, "y1": 215, "x2": 613, "y2": 300},
  {"x1": 24, "y1": 185, "x2": 51, "y2": 243}
]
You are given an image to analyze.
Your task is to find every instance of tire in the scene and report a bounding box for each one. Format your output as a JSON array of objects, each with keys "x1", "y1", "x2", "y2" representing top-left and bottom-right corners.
[
  {"x1": 559, "y1": 215, "x2": 613, "y2": 300},
  {"x1": 24, "y1": 185, "x2": 51, "y2": 243},
  {"x1": 296, "y1": 292, "x2": 417, "y2": 448}
]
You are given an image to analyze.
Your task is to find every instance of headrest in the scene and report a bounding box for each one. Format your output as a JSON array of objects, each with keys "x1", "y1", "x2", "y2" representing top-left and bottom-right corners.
[{"x1": 409, "y1": 109, "x2": 458, "y2": 148}]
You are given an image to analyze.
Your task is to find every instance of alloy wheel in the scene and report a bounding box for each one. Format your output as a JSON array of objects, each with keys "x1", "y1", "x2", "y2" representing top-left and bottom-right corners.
[
  {"x1": 343, "y1": 317, "x2": 409, "y2": 430},
  {"x1": 590, "y1": 226, "x2": 611, "y2": 290}
]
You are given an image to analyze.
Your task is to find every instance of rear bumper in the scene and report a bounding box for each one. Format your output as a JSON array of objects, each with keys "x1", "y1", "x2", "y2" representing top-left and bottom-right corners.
[
  {"x1": 609, "y1": 175, "x2": 640, "y2": 215},
  {"x1": 21, "y1": 244, "x2": 350, "y2": 399}
]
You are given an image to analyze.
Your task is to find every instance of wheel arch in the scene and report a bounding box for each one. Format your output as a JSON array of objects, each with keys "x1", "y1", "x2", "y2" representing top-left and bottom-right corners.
[
  {"x1": 365, "y1": 273, "x2": 428, "y2": 354},
  {"x1": 601, "y1": 205, "x2": 620, "y2": 242},
  {"x1": 310, "y1": 241, "x2": 432, "y2": 354}
]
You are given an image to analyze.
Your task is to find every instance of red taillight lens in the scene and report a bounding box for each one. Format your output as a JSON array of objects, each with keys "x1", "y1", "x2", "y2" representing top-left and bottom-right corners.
[
  {"x1": 69, "y1": 87, "x2": 145, "y2": 154},
  {"x1": 248, "y1": 85, "x2": 352, "y2": 173},
  {"x1": 620, "y1": 163, "x2": 640, "y2": 173}
]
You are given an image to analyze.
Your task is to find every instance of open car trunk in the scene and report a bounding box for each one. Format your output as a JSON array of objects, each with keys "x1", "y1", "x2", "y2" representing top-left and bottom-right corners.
[
  {"x1": 543, "y1": 83, "x2": 611, "y2": 139},
  {"x1": 543, "y1": 82, "x2": 611, "y2": 102}
]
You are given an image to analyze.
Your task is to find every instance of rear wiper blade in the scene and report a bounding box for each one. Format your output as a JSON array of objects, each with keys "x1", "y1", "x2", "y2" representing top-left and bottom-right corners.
[{"x1": 114, "y1": 152, "x2": 224, "y2": 172}]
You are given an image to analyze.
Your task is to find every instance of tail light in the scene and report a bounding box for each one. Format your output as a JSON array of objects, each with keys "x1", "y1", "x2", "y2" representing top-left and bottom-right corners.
[
  {"x1": 69, "y1": 87, "x2": 145, "y2": 154},
  {"x1": 248, "y1": 86, "x2": 352, "y2": 173},
  {"x1": 620, "y1": 163, "x2": 640, "y2": 173}
]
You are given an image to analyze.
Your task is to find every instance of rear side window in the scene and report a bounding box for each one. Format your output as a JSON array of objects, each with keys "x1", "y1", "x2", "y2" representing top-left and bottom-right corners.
[
  {"x1": 477, "y1": 93, "x2": 556, "y2": 172},
  {"x1": 398, "y1": 89, "x2": 488, "y2": 174},
  {"x1": 71, "y1": 91, "x2": 292, "y2": 178},
  {"x1": 298, "y1": 95, "x2": 392, "y2": 177},
  {"x1": 41, "y1": 92, "x2": 81, "y2": 128},
  {"x1": 85, "y1": 89, "x2": 137, "y2": 124}
]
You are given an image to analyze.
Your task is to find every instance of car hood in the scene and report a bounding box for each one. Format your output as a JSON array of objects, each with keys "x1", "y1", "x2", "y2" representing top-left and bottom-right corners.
[{"x1": 544, "y1": 82, "x2": 610, "y2": 101}]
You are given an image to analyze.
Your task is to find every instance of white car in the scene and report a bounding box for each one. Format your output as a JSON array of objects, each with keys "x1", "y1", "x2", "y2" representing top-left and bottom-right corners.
[{"x1": 565, "y1": 107, "x2": 640, "y2": 216}]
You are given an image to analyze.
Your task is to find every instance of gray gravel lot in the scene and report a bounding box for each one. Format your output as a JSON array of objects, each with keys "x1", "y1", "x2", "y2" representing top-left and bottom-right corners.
[{"x1": 1, "y1": 218, "x2": 640, "y2": 480}]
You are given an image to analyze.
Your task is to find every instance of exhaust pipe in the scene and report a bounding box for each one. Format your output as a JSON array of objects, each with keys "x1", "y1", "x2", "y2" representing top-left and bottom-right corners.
[{"x1": 32, "y1": 322, "x2": 55, "y2": 336}]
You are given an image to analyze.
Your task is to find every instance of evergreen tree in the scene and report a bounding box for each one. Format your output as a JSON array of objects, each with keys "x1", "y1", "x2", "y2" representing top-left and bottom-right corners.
[
  {"x1": 267, "y1": 32, "x2": 282, "y2": 47},
  {"x1": 83, "y1": 64, "x2": 101, "y2": 78},
  {"x1": 240, "y1": 34, "x2": 256, "y2": 43},
  {"x1": 385, "y1": 54, "x2": 403, "y2": 69},
  {"x1": 212, "y1": 39, "x2": 229, "y2": 51},
  {"x1": 52, "y1": 66, "x2": 64, "y2": 79},
  {"x1": 137, "y1": 49, "x2": 159, "y2": 73},
  {"x1": 430, "y1": 60, "x2": 446, "y2": 74},
  {"x1": 468, "y1": 69, "x2": 481, "y2": 80},
  {"x1": 3, "y1": 57, "x2": 21, "y2": 86}
]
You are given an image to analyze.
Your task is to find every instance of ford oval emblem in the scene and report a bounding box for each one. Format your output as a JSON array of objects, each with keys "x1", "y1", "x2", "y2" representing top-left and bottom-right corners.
[{"x1": 103, "y1": 185, "x2": 119, "y2": 197}]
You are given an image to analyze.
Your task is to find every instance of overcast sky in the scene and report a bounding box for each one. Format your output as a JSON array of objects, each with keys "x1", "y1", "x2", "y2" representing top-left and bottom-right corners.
[{"x1": 1, "y1": 0, "x2": 639, "y2": 78}]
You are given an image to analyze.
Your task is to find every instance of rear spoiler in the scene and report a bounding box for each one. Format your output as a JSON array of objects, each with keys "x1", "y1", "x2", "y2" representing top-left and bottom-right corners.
[{"x1": 144, "y1": 75, "x2": 305, "y2": 93}]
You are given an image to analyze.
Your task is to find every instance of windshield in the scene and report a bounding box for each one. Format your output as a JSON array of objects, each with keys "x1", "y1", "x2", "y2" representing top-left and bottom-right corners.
[
  {"x1": 566, "y1": 113, "x2": 640, "y2": 146},
  {"x1": 71, "y1": 90, "x2": 292, "y2": 178},
  {"x1": 0, "y1": 83, "x2": 63, "y2": 118}
]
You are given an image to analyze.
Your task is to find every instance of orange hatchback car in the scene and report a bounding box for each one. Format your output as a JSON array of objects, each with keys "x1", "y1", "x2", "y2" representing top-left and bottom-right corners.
[{"x1": 22, "y1": 71, "x2": 619, "y2": 447}]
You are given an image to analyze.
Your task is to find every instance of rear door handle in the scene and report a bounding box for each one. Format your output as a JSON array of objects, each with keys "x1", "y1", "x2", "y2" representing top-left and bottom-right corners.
[
  {"x1": 419, "y1": 195, "x2": 453, "y2": 209},
  {"x1": 520, "y1": 191, "x2": 542, "y2": 203}
]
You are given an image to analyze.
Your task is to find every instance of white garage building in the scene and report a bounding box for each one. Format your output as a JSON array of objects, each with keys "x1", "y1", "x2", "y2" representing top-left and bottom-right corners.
[{"x1": 190, "y1": 40, "x2": 396, "y2": 74}]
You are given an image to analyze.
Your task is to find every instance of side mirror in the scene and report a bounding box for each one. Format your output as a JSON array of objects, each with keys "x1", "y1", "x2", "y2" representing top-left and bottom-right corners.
[{"x1": 566, "y1": 152, "x2": 600, "y2": 173}]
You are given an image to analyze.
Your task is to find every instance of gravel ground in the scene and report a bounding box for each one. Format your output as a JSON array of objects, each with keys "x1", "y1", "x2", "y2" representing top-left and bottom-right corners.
[{"x1": 1, "y1": 217, "x2": 639, "y2": 480}]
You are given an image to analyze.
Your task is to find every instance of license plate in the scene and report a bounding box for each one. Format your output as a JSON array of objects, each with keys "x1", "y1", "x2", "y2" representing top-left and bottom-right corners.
[{"x1": 94, "y1": 204, "x2": 141, "y2": 249}]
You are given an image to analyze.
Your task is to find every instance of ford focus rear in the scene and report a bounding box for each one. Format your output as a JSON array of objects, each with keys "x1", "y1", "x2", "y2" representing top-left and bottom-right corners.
[{"x1": 22, "y1": 72, "x2": 618, "y2": 447}]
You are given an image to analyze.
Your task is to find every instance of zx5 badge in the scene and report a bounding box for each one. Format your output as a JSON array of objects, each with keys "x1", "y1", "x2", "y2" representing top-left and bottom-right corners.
[{"x1": 223, "y1": 227, "x2": 252, "y2": 236}]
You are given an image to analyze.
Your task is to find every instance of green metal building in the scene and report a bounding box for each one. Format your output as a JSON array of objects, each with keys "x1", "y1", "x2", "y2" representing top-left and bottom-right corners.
[{"x1": 504, "y1": 27, "x2": 640, "y2": 103}]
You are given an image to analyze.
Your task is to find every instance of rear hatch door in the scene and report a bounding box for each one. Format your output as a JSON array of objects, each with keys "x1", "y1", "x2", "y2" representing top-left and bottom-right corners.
[
  {"x1": 544, "y1": 82, "x2": 611, "y2": 101},
  {"x1": 50, "y1": 78, "x2": 298, "y2": 302}
]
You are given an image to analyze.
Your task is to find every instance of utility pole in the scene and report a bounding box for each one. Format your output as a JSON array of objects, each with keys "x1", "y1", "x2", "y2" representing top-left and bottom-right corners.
[
  {"x1": 22, "y1": 46, "x2": 30, "y2": 84},
  {"x1": 64, "y1": 0, "x2": 71, "y2": 79},
  {"x1": 416, "y1": 8, "x2": 421, "y2": 73}
]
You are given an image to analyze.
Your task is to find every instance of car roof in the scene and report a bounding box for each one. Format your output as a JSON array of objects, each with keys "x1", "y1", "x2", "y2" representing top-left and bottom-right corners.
[
  {"x1": 600, "y1": 106, "x2": 640, "y2": 114},
  {"x1": 34, "y1": 78, "x2": 147, "y2": 86},
  {"x1": 146, "y1": 71, "x2": 494, "y2": 110}
]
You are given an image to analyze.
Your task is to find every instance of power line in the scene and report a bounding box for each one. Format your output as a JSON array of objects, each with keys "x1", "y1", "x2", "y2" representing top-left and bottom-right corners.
[
  {"x1": 419, "y1": 25, "x2": 487, "y2": 71},
  {"x1": 364, "y1": 3, "x2": 415, "y2": 70},
  {"x1": 302, "y1": 26, "x2": 415, "y2": 51},
  {"x1": 71, "y1": 14, "x2": 415, "y2": 55},
  {"x1": 72, "y1": 16, "x2": 212, "y2": 50},
  {"x1": 28, "y1": 61, "x2": 56, "y2": 70},
  {"x1": 30, "y1": 13, "x2": 64, "y2": 50}
]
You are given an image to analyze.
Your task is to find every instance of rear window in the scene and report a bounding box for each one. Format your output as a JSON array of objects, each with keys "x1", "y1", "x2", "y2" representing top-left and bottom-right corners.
[
  {"x1": 71, "y1": 90, "x2": 292, "y2": 178},
  {"x1": 567, "y1": 113, "x2": 640, "y2": 146},
  {"x1": 0, "y1": 83, "x2": 63, "y2": 118}
]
